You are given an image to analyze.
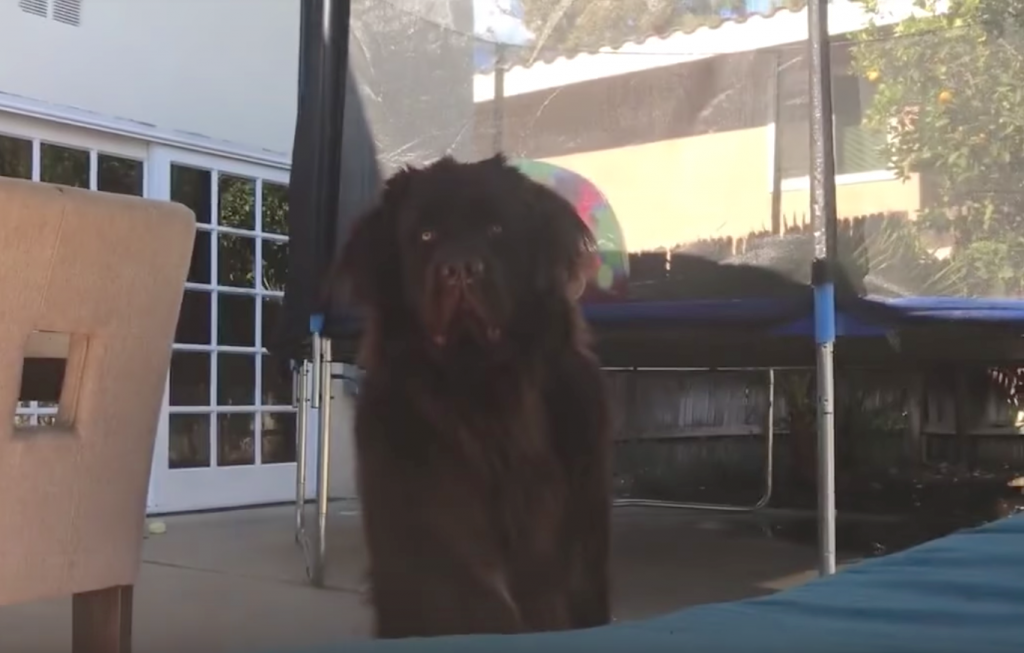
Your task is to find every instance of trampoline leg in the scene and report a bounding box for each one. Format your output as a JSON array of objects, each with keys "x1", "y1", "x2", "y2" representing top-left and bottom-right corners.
[
  {"x1": 816, "y1": 343, "x2": 837, "y2": 576},
  {"x1": 310, "y1": 336, "x2": 334, "y2": 588},
  {"x1": 613, "y1": 368, "x2": 775, "y2": 513},
  {"x1": 294, "y1": 361, "x2": 311, "y2": 543}
]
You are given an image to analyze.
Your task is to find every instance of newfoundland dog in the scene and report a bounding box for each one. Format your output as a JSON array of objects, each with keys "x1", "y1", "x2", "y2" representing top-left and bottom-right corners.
[{"x1": 331, "y1": 154, "x2": 612, "y2": 639}]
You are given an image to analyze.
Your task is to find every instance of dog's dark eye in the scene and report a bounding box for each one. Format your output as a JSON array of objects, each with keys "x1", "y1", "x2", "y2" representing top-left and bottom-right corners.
[
  {"x1": 488, "y1": 224, "x2": 503, "y2": 237},
  {"x1": 419, "y1": 230, "x2": 435, "y2": 243}
]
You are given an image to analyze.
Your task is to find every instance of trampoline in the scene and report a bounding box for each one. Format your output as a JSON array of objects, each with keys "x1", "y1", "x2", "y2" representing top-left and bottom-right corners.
[{"x1": 270, "y1": 0, "x2": 1024, "y2": 646}]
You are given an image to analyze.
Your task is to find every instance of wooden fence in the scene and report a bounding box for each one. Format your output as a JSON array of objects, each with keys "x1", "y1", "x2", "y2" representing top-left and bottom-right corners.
[
  {"x1": 626, "y1": 211, "x2": 912, "y2": 282},
  {"x1": 609, "y1": 368, "x2": 1024, "y2": 502}
]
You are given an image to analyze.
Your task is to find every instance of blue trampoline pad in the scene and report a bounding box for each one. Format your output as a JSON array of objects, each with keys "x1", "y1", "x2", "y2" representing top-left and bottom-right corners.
[
  {"x1": 577, "y1": 295, "x2": 1024, "y2": 346},
  {"x1": 326, "y1": 296, "x2": 1024, "y2": 342},
  {"x1": 584, "y1": 296, "x2": 1024, "y2": 333},
  {"x1": 271, "y1": 515, "x2": 1024, "y2": 653}
]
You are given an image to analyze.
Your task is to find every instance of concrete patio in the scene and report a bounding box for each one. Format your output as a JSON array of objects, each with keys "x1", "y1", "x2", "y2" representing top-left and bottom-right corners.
[{"x1": 0, "y1": 504, "x2": 837, "y2": 653}]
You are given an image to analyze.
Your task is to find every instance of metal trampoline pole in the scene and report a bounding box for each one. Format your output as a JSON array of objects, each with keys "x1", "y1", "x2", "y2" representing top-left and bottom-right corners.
[
  {"x1": 814, "y1": 338, "x2": 837, "y2": 575},
  {"x1": 294, "y1": 361, "x2": 311, "y2": 543},
  {"x1": 613, "y1": 367, "x2": 775, "y2": 513},
  {"x1": 311, "y1": 334, "x2": 323, "y2": 410},
  {"x1": 311, "y1": 336, "x2": 334, "y2": 587},
  {"x1": 807, "y1": 0, "x2": 839, "y2": 576},
  {"x1": 304, "y1": 332, "x2": 322, "y2": 582}
]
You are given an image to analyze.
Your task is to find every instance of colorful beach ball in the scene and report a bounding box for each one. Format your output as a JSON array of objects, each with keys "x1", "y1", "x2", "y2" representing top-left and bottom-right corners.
[{"x1": 511, "y1": 158, "x2": 629, "y2": 300}]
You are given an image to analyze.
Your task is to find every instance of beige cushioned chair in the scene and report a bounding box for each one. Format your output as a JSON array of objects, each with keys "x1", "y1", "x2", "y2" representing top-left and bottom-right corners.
[{"x1": 0, "y1": 178, "x2": 195, "y2": 652}]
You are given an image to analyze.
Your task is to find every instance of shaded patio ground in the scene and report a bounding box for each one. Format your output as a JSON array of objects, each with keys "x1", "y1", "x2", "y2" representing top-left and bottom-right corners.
[{"x1": 0, "y1": 504, "x2": 855, "y2": 652}]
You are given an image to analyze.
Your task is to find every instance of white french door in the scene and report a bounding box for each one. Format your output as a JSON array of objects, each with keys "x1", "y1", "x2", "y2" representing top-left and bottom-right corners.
[{"x1": 146, "y1": 145, "x2": 315, "y2": 514}]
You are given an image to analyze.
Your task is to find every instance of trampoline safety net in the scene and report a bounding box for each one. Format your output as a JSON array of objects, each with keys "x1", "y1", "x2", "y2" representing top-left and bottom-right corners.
[
  {"x1": 284, "y1": 0, "x2": 1024, "y2": 315},
  {"x1": 279, "y1": 0, "x2": 1024, "y2": 346},
  {"x1": 278, "y1": 0, "x2": 1024, "y2": 583}
]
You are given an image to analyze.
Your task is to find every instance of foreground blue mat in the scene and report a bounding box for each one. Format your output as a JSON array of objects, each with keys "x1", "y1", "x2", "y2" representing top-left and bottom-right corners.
[{"x1": 283, "y1": 515, "x2": 1024, "y2": 653}]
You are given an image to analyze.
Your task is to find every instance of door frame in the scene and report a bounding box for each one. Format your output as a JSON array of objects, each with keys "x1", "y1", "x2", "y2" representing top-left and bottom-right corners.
[{"x1": 145, "y1": 144, "x2": 314, "y2": 514}]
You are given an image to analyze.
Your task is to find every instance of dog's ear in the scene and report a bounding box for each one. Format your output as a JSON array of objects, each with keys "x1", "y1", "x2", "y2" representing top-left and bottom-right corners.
[
  {"x1": 521, "y1": 175, "x2": 596, "y2": 297},
  {"x1": 321, "y1": 169, "x2": 412, "y2": 310}
]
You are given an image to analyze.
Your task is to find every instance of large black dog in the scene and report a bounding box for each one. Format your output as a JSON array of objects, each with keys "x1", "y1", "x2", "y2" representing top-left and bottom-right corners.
[{"x1": 332, "y1": 154, "x2": 613, "y2": 639}]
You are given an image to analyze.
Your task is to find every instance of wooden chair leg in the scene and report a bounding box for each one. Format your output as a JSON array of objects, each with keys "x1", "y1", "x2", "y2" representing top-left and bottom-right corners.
[{"x1": 72, "y1": 585, "x2": 133, "y2": 653}]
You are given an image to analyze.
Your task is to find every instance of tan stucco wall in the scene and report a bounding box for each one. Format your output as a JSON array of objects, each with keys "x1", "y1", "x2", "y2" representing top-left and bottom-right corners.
[{"x1": 543, "y1": 126, "x2": 921, "y2": 253}]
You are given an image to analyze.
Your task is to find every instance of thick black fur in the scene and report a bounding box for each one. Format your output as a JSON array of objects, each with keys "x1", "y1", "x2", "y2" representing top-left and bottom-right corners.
[{"x1": 329, "y1": 154, "x2": 613, "y2": 639}]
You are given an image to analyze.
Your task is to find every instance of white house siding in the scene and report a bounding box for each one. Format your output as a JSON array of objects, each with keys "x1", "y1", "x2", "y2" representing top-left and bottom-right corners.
[{"x1": 0, "y1": 0, "x2": 299, "y2": 154}]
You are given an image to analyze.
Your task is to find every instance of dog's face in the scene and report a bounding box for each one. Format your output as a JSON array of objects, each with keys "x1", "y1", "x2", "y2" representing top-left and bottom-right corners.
[{"x1": 332, "y1": 155, "x2": 594, "y2": 355}]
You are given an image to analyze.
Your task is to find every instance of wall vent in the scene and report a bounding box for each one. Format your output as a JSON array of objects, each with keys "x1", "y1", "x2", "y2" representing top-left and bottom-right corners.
[
  {"x1": 17, "y1": 0, "x2": 48, "y2": 18},
  {"x1": 52, "y1": 0, "x2": 81, "y2": 26},
  {"x1": 18, "y1": 0, "x2": 81, "y2": 26}
]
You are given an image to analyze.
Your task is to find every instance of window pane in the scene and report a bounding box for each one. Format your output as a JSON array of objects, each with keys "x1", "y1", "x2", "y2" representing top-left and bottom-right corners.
[
  {"x1": 262, "y1": 182, "x2": 289, "y2": 235},
  {"x1": 171, "y1": 164, "x2": 212, "y2": 224},
  {"x1": 97, "y1": 154, "x2": 144, "y2": 196},
  {"x1": 834, "y1": 74, "x2": 885, "y2": 175},
  {"x1": 187, "y1": 229, "x2": 212, "y2": 284},
  {"x1": 169, "y1": 352, "x2": 211, "y2": 406},
  {"x1": 832, "y1": 76, "x2": 865, "y2": 128},
  {"x1": 40, "y1": 143, "x2": 89, "y2": 187},
  {"x1": 175, "y1": 290, "x2": 212, "y2": 345},
  {"x1": 262, "y1": 412, "x2": 297, "y2": 464},
  {"x1": 217, "y1": 353, "x2": 256, "y2": 406},
  {"x1": 218, "y1": 234, "x2": 256, "y2": 288},
  {"x1": 217, "y1": 293, "x2": 256, "y2": 347},
  {"x1": 261, "y1": 240, "x2": 288, "y2": 292},
  {"x1": 777, "y1": 68, "x2": 810, "y2": 181},
  {"x1": 837, "y1": 124, "x2": 887, "y2": 175},
  {"x1": 169, "y1": 414, "x2": 211, "y2": 469},
  {"x1": 261, "y1": 354, "x2": 292, "y2": 406},
  {"x1": 261, "y1": 296, "x2": 283, "y2": 350},
  {"x1": 0, "y1": 134, "x2": 32, "y2": 179},
  {"x1": 778, "y1": 117, "x2": 810, "y2": 180},
  {"x1": 217, "y1": 413, "x2": 255, "y2": 466},
  {"x1": 218, "y1": 174, "x2": 256, "y2": 231}
]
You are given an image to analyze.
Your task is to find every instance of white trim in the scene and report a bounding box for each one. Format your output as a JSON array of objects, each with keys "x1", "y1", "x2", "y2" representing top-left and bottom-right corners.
[
  {"x1": 779, "y1": 169, "x2": 897, "y2": 191},
  {"x1": 149, "y1": 380, "x2": 170, "y2": 513},
  {"x1": 142, "y1": 144, "x2": 165, "y2": 514},
  {"x1": 0, "y1": 115, "x2": 148, "y2": 159},
  {"x1": 147, "y1": 464, "x2": 303, "y2": 515},
  {"x1": 149, "y1": 145, "x2": 290, "y2": 185},
  {"x1": 0, "y1": 92, "x2": 291, "y2": 170}
]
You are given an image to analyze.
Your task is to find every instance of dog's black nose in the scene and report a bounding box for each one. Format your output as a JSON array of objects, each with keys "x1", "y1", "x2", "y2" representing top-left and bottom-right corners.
[{"x1": 440, "y1": 258, "x2": 484, "y2": 285}]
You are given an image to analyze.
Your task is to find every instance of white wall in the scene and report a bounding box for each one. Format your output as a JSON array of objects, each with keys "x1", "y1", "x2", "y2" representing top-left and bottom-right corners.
[
  {"x1": 0, "y1": 0, "x2": 299, "y2": 154},
  {"x1": 329, "y1": 377, "x2": 358, "y2": 500}
]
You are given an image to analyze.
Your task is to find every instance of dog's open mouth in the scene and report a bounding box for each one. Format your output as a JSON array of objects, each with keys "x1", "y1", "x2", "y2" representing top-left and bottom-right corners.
[{"x1": 430, "y1": 287, "x2": 501, "y2": 347}]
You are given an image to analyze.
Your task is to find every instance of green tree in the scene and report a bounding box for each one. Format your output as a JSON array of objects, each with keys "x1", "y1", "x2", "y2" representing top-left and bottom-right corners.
[
  {"x1": 205, "y1": 174, "x2": 289, "y2": 293},
  {"x1": 851, "y1": 0, "x2": 1024, "y2": 296}
]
